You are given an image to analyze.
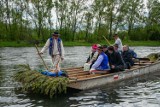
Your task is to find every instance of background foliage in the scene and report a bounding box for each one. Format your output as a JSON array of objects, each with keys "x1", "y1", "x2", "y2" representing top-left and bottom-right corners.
[{"x1": 0, "y1": 0, "x2": 159, "y2": 44}]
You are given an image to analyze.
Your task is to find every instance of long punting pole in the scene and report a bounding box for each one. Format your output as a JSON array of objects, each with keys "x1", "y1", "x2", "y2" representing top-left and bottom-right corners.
[
  {"x1": 103, "y1": 35, "x2": 112, "y2": 46},
  {"x1": 35, "y1": 44, "x2": 49, "y2": 70}
]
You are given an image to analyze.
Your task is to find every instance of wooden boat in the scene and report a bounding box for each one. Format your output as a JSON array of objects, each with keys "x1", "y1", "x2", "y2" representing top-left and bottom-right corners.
[
  {"x1": 14, "y1": 52, "x2": 160, "y2": 97},
  {"x1": 63, "y1": 59, "x2": 160, "y2": 90}
]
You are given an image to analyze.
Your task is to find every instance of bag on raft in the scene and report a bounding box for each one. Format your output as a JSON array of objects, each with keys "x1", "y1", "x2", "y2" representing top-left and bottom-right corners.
[
  {"x1": 41, "y1": 70, "x2": 57, "y2": 77},
  {"x1": 41, "y1": 70, "x2": 68, "y2": 77},
  {"x1": 83, "y1": 63, "x2": 91, "y2": 71},
  {"x1": 58, "y1": 70, "x2": 68, "y2": 77}
]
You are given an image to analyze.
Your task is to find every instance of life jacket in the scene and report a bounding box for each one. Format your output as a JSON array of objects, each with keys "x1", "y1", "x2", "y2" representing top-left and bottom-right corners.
[
  {"x1": 49, "y1": 37, "x2": 62, "y2": 56},
  {"x1": 97, "y1": 52, "x2": 110, "y2": 70}
]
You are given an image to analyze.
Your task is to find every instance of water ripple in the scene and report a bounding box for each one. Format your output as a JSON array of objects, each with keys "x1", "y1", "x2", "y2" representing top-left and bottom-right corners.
[{"x1": 0, "y1": 47, "x2": 160, "y2": 107}]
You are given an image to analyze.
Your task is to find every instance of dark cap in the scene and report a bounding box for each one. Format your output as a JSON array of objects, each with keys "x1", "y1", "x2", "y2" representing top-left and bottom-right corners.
[
  {"x1": 97, "y1": 46, "x2": 103, "y2": 51},
  {"x1": 113, "y1": 34, "x2": 118, "y2": 37},
  {"x1": 114, "y1": 44, "x2": 118, "y2": 48},
  {"x1": 52, "y1": 32, "x2": 60, "y2": 36},
  {"x1": 102, "y1": 45, "x2": 108, "y2": 48},
  {"x1": 108, "y1": 46, "x2": 114, "y2": 51}
]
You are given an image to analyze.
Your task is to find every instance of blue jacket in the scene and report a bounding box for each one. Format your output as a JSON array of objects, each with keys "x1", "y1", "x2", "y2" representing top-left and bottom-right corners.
[
  {"x1": 129, "y1": 49, "x2": 137, "y2": 58},
  {"x1": 122, "y1": 50, "x2": 134, "y2": 66},
  {"x1": 49, "y1": 37, "x2": 62, "y2": 56},
  {"x1": 92, "y1": 52, "x2": 110, "y2": 70}
]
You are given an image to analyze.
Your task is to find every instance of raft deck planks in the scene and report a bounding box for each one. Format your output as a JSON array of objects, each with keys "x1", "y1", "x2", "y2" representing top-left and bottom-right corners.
[{"x1": 66, "y1": 60, "x2": 160, "y2": 90}]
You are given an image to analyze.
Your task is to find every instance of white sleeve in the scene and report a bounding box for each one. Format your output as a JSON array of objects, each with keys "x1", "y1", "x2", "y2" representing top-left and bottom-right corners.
[
  {"x1": 91, "y1": 55, "x2": 103, "y2": 69},
  {"x1": 115, "y1": 39, "x2": 120, "y2": 45},
  {"x1": 40, "y1": 39, "x2": 50, "y2": 53},
  {"x1": 90, "y1": 51, "x2": 98, "y2": 62},
  {"x1": 60, "y1": 40, "x2": 65, "y2": 58},
  {"x1": 93, "y1": 51, "x2": 98, "y2": 59}
]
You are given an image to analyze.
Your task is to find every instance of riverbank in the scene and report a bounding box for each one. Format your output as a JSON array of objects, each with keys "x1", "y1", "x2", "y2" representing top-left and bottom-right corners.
[{"x1": 0, "y1": 40, "x2": 160, "y2": 47}]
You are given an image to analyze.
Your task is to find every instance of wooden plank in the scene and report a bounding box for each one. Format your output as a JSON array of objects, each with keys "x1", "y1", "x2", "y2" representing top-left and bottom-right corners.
[
  {"x1": 68, "y1": 61, "x2": 160, "y2": 90},
  {"x1": 69, "y1": 74, "x2": 102, "y2": 80},
  {"x1": 67, "y1": 71, "x2": 86, "y2": 74},
  {"x1": 68, "y1": 66, "x2": 142, "y2": 80},
  {"x1": 69, "y1": 67, "x2": 143, "y2": 82},
  {"x1": 67, "y1": 71, "x2": 86, "y2": 75},
  {"x1": 67, "y1": 64, "x2": 146, "y2": 81},
  {"x1": 62, "y1": 67, "x2": 83, "y2": 70},
  {"x1": 134, "y1": 63, "x2": 152, "y2": 65},
  {"x1": 66, "y1": 69, "x2": 83, "y2": 72},
  {"x1": 74, "y1": 73, "x2": 109, "y2": 81},
  {"x1": 135, "y1": 57, "x2": 150, "y2": 61},
  {"x1": 68, "y1": 72, "x2": 89, "y2": 77},
  {"x1": 66, "y1": 69, "x2": 84, "y2": 72}
]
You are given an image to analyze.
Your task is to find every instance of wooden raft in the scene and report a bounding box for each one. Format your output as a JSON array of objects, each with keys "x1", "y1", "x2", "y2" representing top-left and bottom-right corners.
[{"x1": 62, "y1": 60, "x2": 153, "y2": 82}]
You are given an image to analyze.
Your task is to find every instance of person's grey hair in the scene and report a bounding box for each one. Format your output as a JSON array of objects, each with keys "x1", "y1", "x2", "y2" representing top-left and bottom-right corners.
[{"x1": 123, "y1": 45, "x2": 129, "y2": 49}]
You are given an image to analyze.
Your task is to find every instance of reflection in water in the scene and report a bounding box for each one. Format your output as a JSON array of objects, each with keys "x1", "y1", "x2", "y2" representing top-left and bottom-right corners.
[
  {"x1": 68, "y1": 73, "x2": 160, "y2": 107},
  {"x1": 0, "y1": 47, "x2": 160, "y2": 107}
]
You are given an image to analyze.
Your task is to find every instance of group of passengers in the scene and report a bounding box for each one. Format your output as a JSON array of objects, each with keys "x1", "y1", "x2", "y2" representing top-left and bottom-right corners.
[{"x1": 85, "y1": 34, "x2": 137, "y2": 74}]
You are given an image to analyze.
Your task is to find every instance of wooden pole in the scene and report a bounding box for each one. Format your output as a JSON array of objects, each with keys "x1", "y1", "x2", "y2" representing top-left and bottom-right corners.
[
  {"x1": 35, "y1": 44, "x2": 49, "y2": 70},
  {"x1": 102, "y1": 35, "x2": 112, "y2": 46}
]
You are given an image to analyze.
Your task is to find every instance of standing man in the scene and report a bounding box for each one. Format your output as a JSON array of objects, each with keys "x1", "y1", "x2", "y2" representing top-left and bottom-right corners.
[
  {"x1": 40, "y1": 32, "x2": 64, "y2": 72},
  {"x1": 113, "y1": 34, "x2": 123, "y2": 51}
]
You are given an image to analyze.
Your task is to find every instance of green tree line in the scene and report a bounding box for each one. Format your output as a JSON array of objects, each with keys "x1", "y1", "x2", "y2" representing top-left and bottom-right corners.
[{"x1": 0, "y1": 0, "x2": 159, "y2": 44}]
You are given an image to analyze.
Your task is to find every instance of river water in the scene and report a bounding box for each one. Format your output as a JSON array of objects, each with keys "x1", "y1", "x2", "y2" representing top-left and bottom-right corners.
[{"x1": 0, "y1": 46, "x2": 160, "y2": 107}]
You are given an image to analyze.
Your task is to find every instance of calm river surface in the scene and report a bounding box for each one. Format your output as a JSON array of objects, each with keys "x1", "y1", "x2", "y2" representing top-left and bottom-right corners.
[{"x1": 0, "y1": 46, "x2": 160, "y2": 107}]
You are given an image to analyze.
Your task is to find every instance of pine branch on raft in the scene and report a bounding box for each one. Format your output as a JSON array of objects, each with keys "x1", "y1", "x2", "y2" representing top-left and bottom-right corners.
[{"x1": 14, "y1": 65, "x2": 69, "y2": 98}]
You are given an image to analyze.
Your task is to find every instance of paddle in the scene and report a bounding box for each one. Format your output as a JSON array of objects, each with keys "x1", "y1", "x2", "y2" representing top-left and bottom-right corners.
[
  {"x1": 102, "y1": 35, "x2": 112, "y2": 46},
  {"x1": 35, "y1": 44, "x2": 49, "y2": 70}
]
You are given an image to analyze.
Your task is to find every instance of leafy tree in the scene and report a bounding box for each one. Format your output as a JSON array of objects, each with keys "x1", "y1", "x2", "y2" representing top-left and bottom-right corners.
[{"x1": 124, "y1": 0, "x2": 145, "y2": 38}]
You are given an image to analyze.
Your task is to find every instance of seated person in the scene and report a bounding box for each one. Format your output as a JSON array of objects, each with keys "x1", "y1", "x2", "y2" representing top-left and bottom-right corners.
[
  {"x1": 122, "y1": 45, "x2": 136, "y2": 69},
  {"x1": 90, "y1": 46, "x2": 110, "y2": 74},
  {"x1": 108, "y1": 46, "x2": 125, "y2": 72},
  {"x1": 84, "y1": 44, "x2": 99, "y2": 71},
  {"x1": 114, "y1": 44, "x2": 122, "y2": 55},
  {"x1": 130, "y1": 49, "x2": 137, "y2": 58},
  {"x1": 86, "y1": 44, "x2": 99, "y2": 63},
  {"x1": 102, "y1": 45, "x2": 109, "y2": 56}
]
